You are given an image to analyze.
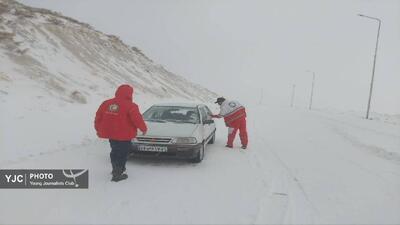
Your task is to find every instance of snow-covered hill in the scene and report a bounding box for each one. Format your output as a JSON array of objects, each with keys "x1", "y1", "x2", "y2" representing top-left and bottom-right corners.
[
  {"x1": 0, "y1": 0, "x2": 217, "y2": 104},
  {"x1": 0, "y1": 0, "x2": 217, "y2": 162}
]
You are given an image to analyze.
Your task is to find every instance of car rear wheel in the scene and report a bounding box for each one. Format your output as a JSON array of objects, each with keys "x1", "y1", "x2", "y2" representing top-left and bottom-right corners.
[{"x1": 191, "y1": 142, "x2": 205, "y2": 163}]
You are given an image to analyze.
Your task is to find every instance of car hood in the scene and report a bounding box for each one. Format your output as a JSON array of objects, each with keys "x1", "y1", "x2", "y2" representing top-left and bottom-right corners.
[{"x1": 142, "y1": 121, "x2": 199, "y2": 137}]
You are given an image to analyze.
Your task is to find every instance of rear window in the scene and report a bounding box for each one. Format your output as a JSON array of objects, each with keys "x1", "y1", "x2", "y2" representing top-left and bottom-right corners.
[{"x1": 143, "y1": 106, "x2": 200, "y2": 124}]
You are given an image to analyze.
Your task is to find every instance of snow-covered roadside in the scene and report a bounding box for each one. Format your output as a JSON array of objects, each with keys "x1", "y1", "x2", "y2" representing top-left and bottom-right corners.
[
  {"x1": 253, "y1": 105, "x2": 400, "y2": 224},
  {"x1": 313, "y1": 107, "x2": 400, "y2": 126},
  {"x1": 314, "y1": 110, "x2": 400, "y2": 164}
]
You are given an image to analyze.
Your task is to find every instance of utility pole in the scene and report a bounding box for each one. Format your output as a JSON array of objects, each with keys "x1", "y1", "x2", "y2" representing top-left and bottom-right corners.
[
  {"x1": 290, "y1": 84, "x2": 296, "y2": 107},
  {"x1": 358, "y1": 14, "x2": 381, "y2": 119},
  {"x1": 309, "y1": 73, "x2": 315, "y2": 110},
  {"x1": 306, "y1": 70, "x2": 316, "y2": 110}
]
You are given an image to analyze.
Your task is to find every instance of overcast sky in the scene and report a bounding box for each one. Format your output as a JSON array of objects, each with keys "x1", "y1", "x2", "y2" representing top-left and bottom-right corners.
[{"x1": 19, "y1": 0, "x2": 400, "y2": 114}]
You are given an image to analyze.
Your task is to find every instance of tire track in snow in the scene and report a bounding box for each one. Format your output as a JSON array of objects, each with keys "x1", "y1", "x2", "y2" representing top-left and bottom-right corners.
[
  {"x1": 245, "y1": 147, "x2": 290, "y2": 224},
  {"x1": 237, "y1": 116, "x2": 291, "y2": 224},
  {"x1": 242, "y1": 126, "x2": 289, "y2": 223},
  {"x1": 254, "y1": 137, "x2": 319, "y2": 223},
  {"x1": 249, "y1": 111, "x2": 320, "y2": 224},
  {"x1": 266, "y1": 140, "x2": 320, "y2": 214}
]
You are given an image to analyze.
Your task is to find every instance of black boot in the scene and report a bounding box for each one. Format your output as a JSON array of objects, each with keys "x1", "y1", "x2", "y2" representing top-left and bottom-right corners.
[
  {"x1": 111, "y1": 163, "x2": 125, "y2": 175},
  {"x1": 111, "y1": 167, "x2": 128, "y2": 182}
]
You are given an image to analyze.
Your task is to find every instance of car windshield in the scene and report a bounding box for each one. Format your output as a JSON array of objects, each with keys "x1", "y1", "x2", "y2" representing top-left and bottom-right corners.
[{"x1": 143, "y1": 106, "x2": 200, "y2": 124}]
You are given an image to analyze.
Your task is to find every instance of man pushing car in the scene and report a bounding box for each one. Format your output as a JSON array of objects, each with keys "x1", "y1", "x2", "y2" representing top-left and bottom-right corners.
[{"x1": 212, "y1": 97, "x2": 248, "y2": 149}]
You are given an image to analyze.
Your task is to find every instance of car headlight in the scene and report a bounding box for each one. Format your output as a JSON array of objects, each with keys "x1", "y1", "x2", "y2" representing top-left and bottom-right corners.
[{"x1": 171, "y1": 137, "x2": 197, "y2": 144}]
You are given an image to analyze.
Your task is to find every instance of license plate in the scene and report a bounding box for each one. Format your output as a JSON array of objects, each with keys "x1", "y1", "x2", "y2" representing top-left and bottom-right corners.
[{"x1": 138, "y1": 145, "x2": 168, "y2": 152}]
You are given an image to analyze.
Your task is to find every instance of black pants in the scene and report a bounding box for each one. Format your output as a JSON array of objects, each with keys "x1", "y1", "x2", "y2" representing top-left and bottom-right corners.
[{"x1": 109, "y1": 140, "x2": 131, "y2": 172}]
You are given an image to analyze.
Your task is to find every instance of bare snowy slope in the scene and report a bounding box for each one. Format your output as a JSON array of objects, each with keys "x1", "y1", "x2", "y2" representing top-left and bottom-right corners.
[{"x1": 0, "y1": 0, "x2": 217, "y2": 104}]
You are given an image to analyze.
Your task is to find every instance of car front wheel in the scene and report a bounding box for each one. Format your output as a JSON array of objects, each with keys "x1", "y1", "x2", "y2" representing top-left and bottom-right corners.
[{"x1": 191, "y1": 142, "x2": 205, "y2": 163}]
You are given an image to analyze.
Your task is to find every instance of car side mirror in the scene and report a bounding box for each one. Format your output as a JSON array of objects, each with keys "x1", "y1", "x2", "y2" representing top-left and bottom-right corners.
[{"x1": 204, "y1": 119, "x2": 214, "y2": 124}]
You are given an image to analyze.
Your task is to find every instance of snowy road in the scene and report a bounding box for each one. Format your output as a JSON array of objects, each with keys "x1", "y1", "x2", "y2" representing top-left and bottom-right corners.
[{"x1": 1, "y1": 106, "x2": 400, "y2": 224}]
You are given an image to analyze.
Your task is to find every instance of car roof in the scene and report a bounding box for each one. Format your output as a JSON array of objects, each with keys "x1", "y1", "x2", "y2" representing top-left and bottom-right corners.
[{"x1": 152, "y1": 102, "x2": 205, "y2": 108}]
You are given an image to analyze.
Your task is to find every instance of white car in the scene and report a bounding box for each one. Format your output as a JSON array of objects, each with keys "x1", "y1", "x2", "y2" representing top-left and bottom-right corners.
[{"x1": 131, "y1": 103, "x2": 216, "y2": 163}]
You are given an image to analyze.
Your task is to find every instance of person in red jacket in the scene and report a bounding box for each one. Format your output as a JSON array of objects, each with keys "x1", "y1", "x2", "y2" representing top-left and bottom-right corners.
[
  {"x1": 212, "y1": 97, "x2": 248, "y2": 149},
  {"x1": 95, "y1": 84, "x2": 147, "y2": 182}
]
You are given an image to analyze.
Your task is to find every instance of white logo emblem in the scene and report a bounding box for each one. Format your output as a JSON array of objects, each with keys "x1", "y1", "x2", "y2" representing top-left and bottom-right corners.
[
  {"x1": 108, "y1": 104, "x2": 119, "y2": 112},
  {"x1": 62, "y1": 169, "x2": 88, "y2": 187}
]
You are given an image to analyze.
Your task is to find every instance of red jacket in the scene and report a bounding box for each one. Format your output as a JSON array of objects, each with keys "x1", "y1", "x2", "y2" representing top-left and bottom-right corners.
[
  {"x1": 223, "y1": 107, "x2": 246, "y2": 128},
  {"x1": 94, "y1": 85, "x2": 147, "y2": 141},
  {"x1": 212, "y1": 100, "x2": 247, "y2": 128}
]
